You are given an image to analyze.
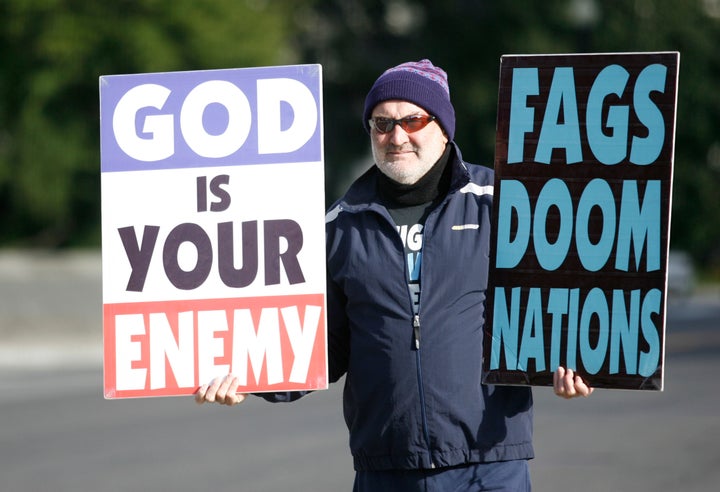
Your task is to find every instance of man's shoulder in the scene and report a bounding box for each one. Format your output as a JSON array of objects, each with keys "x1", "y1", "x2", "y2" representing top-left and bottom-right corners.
[
  {"x1": 463, "y1": 160, "x2": 494, "y2": 184},
  {"x1": 325, "y1": 166, "x2": 380, "y2": 224},
  {"x1": 451, "y1": 158, "x2": 494, "y2": 200},
  {"x1": 450, "y1": 143, "x2": 494, "y2": 187}
]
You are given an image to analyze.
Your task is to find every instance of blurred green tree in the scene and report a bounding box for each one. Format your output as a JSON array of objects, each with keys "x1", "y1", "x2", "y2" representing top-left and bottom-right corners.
[
  {"x1": 1, "y1": 0, "x2": 718, "y2": 276},
  {"x1": 0, "y1": 0, "x2": 312, "y2": 246},
  {"x1": 297, "y1": 0, "x2": 720, "y2": 276}
]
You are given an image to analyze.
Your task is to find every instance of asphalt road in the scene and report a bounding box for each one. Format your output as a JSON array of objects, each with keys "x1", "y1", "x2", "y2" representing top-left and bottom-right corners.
[{"x1": 1, "y1": 251, "x2": 719, "y2": 491}]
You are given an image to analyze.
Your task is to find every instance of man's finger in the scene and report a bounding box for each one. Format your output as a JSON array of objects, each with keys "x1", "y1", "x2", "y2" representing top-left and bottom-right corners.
[
  {"x1": 194, "y1": 374, "x2": 247, "y2": 406},
  {"x1": 203, "y1": 377, "x2": 224, "y2": 403},
  {"x1": 215, "y1": 376, "x2": 230, "y2": 402},
  {"x1": 563, "y1": 368, "x2": 577, "y2": 398},
  {"x1": 225, "y1": 393, "x2": 247, "y2": 406},
  {"x1": 574, "y1": 375, "x2": 594, "y2": 397},
  {"x1": 553, "y1": 366, "x2": 566, "y2": 396},
  {"x1": 195, "y1": 384, "x2": 209, "y2": 404},
  {"x1": 220, "y1": 376, "x2": 240, "y2": 406}
]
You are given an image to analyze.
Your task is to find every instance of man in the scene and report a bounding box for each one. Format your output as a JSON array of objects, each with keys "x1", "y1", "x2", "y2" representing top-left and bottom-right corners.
[{"x1": 196, "y1": 59, "x2": 593, "y2": 491}]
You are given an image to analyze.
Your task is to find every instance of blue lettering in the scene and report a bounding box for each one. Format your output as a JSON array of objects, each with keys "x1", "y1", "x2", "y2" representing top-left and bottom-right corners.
[
  {"x1": 575, "y1": 178, "x2": 616, "y2": 271},
  {"x1": 630, "y1": 64, "x2": 667, "y2": 165},
  {"x1": 533, "y1": 178, "x2": 573, "y2": 271},
  {"x1": 615, "y1": 180, "x2": 660, "y2": 272},
  {"x1": 586, "y1": 64, "x2": 630, "y2": 165},
  {"x1": 535, "y1": 67, "x2": 582, "y2": 164},
  {"x1": 518, "y1": 288, "x2": 546, "y2": 371},
  {"x1": 610, "y1": 289, "x2": 640, "y2": 374},
  {"x1": 407, "y1": 252, "x2": 422, "y2": 282},
  {"x1": 579, "y1": 287, "x2": 609, "y2": 374},
  {"x1": 489, "y1": 286, "x2": 661, "y2": 379},
  {"x1": 507, "y1": 68, "x2": 539, "y2": 164},
  {"x1": 639, "y1": 288, "x2": 662, "y2": 377},
  {"x1": 490, "y1": 287, "x2": 521, "y2": 370},
  {"x1": 505, "y1": 62, "x2": 669, "y2": 168},
  {"x1": 495, "y1": 180, "x2": 531, "y2": 268},
  {"x1": 547, "y1": 288, "x2": 569, "y2": 370},
  {"x1": 566, "y1": 288, "x2": 580, "y2": 370}
]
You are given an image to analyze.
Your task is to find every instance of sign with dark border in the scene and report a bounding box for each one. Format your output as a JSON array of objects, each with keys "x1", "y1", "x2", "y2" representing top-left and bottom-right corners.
[{"x1": 483, "y1": 52, "x2": 679, "y2": 390}]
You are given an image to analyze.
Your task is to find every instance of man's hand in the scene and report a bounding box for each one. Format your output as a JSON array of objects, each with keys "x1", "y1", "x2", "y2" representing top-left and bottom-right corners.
[
  {"x1": 195, "y1": 374, "x2": 247, "y2": 406},
  {"x1": 553, "y1": 367, "x2": 594, "y2": 399}
]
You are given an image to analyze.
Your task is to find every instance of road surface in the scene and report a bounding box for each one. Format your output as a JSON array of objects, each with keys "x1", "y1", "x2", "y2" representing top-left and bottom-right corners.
[{"x1": 1, "y1": 251, "x2": 718, "y2": 491}]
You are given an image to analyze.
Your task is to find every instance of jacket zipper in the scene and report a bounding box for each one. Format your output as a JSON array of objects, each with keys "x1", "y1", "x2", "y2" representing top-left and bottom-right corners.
[
  {"x1": 413, "y1": 314, "x2": 421, "y2": 349},
  {"x1": 384, "y1": 205, "x2": 437, "y2": 469},
  {"x1": 410, "y1": 196, "x2": 444, "y2": 470},
  {"x1": 413, "y1": 314, "x2": 435, "y2": 468}
]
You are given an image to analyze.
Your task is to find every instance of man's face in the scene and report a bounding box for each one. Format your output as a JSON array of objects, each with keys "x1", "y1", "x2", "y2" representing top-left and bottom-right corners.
[{"x1": 370, "y1": 100, "x2": 448, "y2": 185}]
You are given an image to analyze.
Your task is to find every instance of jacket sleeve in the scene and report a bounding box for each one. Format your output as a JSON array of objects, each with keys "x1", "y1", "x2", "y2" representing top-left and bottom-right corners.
[
  {"x1": 326, "y1": 273, "x2": 350, "y2": 383},
  {"x1": 256, "y1": 391, "x2": 309, "y2": 403}
]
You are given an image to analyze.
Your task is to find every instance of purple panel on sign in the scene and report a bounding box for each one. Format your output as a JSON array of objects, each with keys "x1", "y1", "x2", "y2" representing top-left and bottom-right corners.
[{"x1": 100, "y1": 65, "x2": 322, "y2": 173}]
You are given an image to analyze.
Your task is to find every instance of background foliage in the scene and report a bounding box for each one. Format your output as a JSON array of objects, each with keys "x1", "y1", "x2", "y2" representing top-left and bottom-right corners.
[{"x1": 1, "y1": 0, "x2": 719, "y2": 276}]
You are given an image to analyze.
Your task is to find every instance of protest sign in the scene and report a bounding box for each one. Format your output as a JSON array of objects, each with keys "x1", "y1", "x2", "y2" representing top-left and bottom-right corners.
[
  {"x1": 483, "y1": 52, "x2": 679, "y2": 390},
  {"x1": 100, "y1": 65, "x2": 327, "y2": 398}
]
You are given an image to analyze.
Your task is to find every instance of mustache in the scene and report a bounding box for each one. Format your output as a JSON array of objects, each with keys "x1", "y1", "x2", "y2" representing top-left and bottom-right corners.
[{"x1": 384, "y1": 144, "x2": 417, "y2": 152}]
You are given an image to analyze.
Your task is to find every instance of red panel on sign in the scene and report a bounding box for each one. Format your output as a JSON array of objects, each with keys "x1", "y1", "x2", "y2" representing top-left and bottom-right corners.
[{"x1": 103, "y1": 294, "x2": 327, "y2": 399}]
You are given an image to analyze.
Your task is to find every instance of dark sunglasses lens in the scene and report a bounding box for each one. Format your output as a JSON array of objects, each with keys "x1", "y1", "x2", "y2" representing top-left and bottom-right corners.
[{"x1": 374, "y1": 118, "x2": 394, "y2": 133}]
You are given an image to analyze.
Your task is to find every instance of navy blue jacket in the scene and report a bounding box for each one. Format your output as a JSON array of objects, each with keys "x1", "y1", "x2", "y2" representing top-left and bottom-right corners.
[{"x1": 266, "y1": 143, "x2": 534, "y2": 471}]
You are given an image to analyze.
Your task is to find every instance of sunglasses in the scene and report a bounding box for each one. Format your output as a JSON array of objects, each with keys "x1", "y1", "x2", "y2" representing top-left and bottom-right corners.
[{"x1": 368, "y1": 115, "x2": 436, "y2": 134}]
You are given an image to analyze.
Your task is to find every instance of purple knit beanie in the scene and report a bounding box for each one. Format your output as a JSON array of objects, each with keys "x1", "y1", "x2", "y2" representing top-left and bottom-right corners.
[{"x1": 363, "y1": 59, "x2": 455, "y2": 140}]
